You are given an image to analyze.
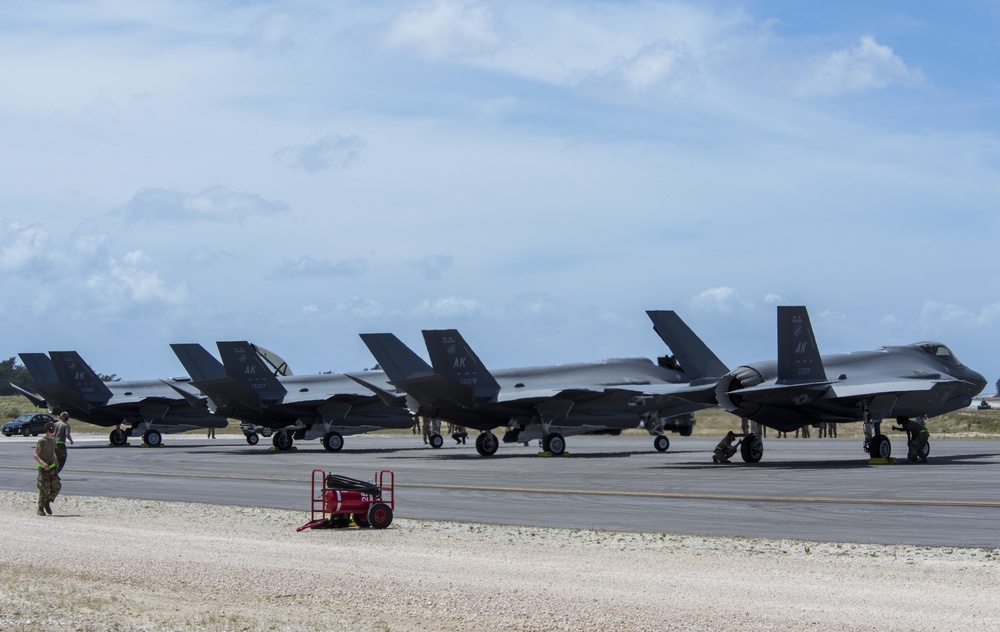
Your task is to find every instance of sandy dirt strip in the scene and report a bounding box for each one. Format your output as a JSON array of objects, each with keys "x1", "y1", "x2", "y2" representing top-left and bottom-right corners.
[{"x1": 1, "y1": 491, "x2": 998, "y2": 631}]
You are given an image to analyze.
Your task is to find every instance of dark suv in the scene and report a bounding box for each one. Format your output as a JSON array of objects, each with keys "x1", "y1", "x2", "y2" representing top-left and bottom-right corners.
[{"x1": 2, "y1": 413, "x2": 56, "y2": 437}]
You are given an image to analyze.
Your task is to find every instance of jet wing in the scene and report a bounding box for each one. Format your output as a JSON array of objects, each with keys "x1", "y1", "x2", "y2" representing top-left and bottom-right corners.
[
  {"x1": 189, "y1": 376, "x2": 265, "y2": 413},
  {"x1": 390, "y1": 374, "x2": 477, "y2": 409},
  {"x1": 345, "y1": 373, "x2": 408, "y2": 408},
  {"x1": 828, "y1": 378, "x2": 959, "y2": 400}
]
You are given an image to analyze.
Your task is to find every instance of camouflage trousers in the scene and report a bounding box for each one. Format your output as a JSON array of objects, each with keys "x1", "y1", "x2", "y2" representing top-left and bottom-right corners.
[
  {"x1": 55, "y1": 444, "x2": 68, "y2": 473},
  {"x1": 37, "y1": 466, "x2": 61, "y2": 509},
  {"x1": 908, "y1": 432, "x2": 929, "y2": 462}
]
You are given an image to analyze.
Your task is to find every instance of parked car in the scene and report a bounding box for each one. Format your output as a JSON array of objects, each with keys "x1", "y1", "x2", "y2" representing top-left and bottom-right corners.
[{"x1": 2, "y1": 413, "x2": 57, "y2": 437}]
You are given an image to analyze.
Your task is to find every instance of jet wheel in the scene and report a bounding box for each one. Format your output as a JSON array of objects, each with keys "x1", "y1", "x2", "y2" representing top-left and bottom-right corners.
[
  {"x1": 323, "y1": 431, "x2": 344, "y2": 452},
  {"x1": 246, "y1": 433, "x2": 259, "y2": 446},
  {"x1": 653, "y1": 435, "x2": 670, "y2": 452},
  {"x1": 740, "y1": 433, "x2": 763, "y2": 463},
  {"x1": 428, "y1": 433, "x2": 444, "y2": 449},
  {"x1": 870, "y1": 434, "x2": 891, "y2": 459},
  {"x1": 475, "y1": 432, "x2": 499, "y2": 456},
  {"x1": 109, "y1": 428, "x2": 128, "y2": 446},
  {"x1": 272, "y1": 431, "x2": 293, "y2": 451},
  {"x1": 143, "y1": 429, "x2": 162, "y2": 447},
  {"x1": 543, "y1": 433, "x2": 566, "y2": 456}
]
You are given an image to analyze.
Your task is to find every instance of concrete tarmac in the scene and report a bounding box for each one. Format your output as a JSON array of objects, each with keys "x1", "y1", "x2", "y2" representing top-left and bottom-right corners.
[{"x1": 1, "y1": 432, "x2": 998, "y2": 548}]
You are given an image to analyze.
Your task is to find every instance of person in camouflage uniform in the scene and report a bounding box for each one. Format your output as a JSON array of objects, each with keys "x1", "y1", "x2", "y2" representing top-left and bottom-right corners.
[
  {"x1": 53, "y1": 412, "x2": 74, "y2": 473},
  {"x1": 33, "y1": 422, "x2": 61, "y2": 515}
]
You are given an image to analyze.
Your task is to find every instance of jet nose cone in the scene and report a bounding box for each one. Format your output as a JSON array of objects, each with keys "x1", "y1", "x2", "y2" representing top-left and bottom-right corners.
[{"x1": 966, "y1": 368, "x2": 988, "y2": 394}]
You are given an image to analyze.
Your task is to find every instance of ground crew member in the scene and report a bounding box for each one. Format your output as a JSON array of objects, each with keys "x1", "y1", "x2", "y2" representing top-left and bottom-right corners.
[
  {"x1": 893, "y1": 417, "x2": 929, "y2": 463},
  {"x1": 33, "y1": 422, "x2": 61, "y2": 515},
  {"x1": 451, "y1": 425, "x2": 468, "y2": 444},
  {"x1": 53, "y1": 412, "x2": 73, "y2": 472},
  {"x1": 713, "y1": 431, "x2": 739, "y2": 464}
]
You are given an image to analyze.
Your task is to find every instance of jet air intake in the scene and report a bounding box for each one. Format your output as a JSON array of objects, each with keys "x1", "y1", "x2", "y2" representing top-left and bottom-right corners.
[{"x1": 715, "y1": 365, "x2": 765, "y2": 417}]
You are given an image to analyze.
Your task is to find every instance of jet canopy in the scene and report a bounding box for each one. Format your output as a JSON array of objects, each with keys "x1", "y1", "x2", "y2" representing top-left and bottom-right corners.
[
  {"x1": 916, "y1": 342, "x2": 963, "y2": 367},
  {"x1": 252, "y1": 344, "x2": 293, "y2": 376}
]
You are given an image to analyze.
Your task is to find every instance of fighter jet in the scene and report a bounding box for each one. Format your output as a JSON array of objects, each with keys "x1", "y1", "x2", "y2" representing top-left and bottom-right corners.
[
  {"x1": 171, "y1": 341, "x2": 414, "y2": 451},
  {"x1": 17, "y1": 351, "x2": 227, "y2": 446},
  {"x1": 356, "y1": 310, "x2": 728, "y2": 456},
  {"x1": 714, "y1": 306, "x2": 988, "y2": 462}
]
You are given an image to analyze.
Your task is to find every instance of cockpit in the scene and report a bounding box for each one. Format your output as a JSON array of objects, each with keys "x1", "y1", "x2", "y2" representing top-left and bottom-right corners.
[{"x1": 916, "y1": 342, "x2": 963, "y2": 367}]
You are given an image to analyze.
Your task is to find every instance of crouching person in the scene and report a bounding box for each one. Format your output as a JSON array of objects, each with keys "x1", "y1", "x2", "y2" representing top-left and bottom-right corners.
[{"x1": 713, "y1": 431, "x2": 739, "y2": 464}]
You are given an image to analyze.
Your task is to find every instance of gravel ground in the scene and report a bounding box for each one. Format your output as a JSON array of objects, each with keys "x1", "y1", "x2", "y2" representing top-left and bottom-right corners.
[{"x1": 1, "y1": 491, "x2": 999, "y2": 631}]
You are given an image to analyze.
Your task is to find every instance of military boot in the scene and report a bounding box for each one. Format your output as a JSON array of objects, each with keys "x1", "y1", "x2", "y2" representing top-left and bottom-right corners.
[
  {"x1": 44, "y1": 501, "x2": 53, "y2": 515},
  {"x1": 37, "y1": 504, "x2": 46, "y2": 516}
]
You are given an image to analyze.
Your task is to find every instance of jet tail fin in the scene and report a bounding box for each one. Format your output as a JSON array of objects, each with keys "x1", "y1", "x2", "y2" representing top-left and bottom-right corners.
[
  {"x1": 19, "y1": 352, "x2": 59, "y2": 384},
  {"x1": 216, "y1": 341, "x2": 288, "y2": 402},
  {"x1": 359, "y1": 333, "x2": 434, "y2": 381},
  {"x1": 170, "y1": 343, "x2": 227, "y2": 382},
  {"x1": 646, "y1": 310, "x2": 729, "y2": 380},
  {"x1": 777, "y1": 306, "x2": 828, "y2": 383},
  {"x1": 170, "y1": 343, "x2": 265, "y2": 412},
  {"x1": 421, "y1": 329, "x2": 501, "y2": 401},
  {"x1": 48, "y1": 351, "x2": 114, "y2": 404}
]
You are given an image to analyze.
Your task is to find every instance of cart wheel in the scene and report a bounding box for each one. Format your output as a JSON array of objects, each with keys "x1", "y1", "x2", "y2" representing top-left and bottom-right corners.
[
  {"x1": 653, "y1": 435, "x2": 670, "y2": 452},
  {"x1": 367, "y1": 503, "x2": 393, "y2": 529},
  {"x1": 353, "y1": 513, "x2": 371, "y2": 528},
  {"x1": 246, "y1": 433, "x2": 259, "y2": 445},
  {"x1": 429, "y1": 433, "x2": 444, "y2": 449}
]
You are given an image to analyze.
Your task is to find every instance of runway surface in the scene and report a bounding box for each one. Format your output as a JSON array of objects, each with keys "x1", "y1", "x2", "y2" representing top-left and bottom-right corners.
[{"x1": 2, "y1": 431, "x2": 998, "y2": 548}]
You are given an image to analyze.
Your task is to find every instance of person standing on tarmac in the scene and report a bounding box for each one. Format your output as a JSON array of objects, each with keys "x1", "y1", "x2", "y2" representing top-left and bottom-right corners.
[
  {"x1": 53, "y1": 412, "x2": 74, "y2": 473},
  {"x1": 33, "y1": 422, "x2": 61, "y2": 515}
]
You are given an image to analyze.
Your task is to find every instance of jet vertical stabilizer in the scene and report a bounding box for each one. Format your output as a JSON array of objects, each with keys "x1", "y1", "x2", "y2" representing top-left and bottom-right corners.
[
  {"x1": 422, "y1": 329, "x2": 501, "y2": 402},
  {"x1": 646, "y1": 310, "x2": 729, "y2": 380},
  {"x1": 776, "y1": 306, "x2": 828, "y2": 384},
  {"x1": 48, "y1": 351, "x2": 114, "y2": 405},
  {"x1": 217, "y1": 341, "x2": 288, "y2": 403},
  {"x1": 360, "y1": 333, "x2": 479, "y2": 410}
]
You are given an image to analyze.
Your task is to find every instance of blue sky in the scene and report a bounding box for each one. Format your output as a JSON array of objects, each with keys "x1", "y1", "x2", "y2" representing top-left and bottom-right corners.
[{"x1": 1, "y1": 1, "x2": 998, "y2": 388}]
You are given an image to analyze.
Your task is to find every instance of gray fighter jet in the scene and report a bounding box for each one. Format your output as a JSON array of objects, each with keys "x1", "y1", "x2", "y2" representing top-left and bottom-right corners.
[
  {"x1": 171, "y1": 341, "x2": 414, "y2": 451},
  {"x1": 714, "y1": 306, "x2": 988, "y2": 462},
  {"x1": 355, "y1": 310, "x2": 728, "y2": 456},
  {"x1": 16, "y1": 351, "x2": 227, "y2": 446}
]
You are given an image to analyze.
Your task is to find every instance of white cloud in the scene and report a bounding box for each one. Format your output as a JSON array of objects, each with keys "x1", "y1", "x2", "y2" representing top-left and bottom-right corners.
[
  {"x1": 690, "y1": 287, "x2": 754, "y2": 315},
  {"x1": 116, "y1": 187, "x2": 289, "y2": 224},
  {"x1": 414, "y1": 254, "x2": 454, "y2": 280},
  {"x1": 0, "y1": 221, "x2": 52, "y2": 271},
  {"x1": 763, "y1": 294, "x2": 784, "y2": 304},
  {"x1": 411, "y1": 296, "x2": 484, "y2": 319},
  {"x1": 272, "y1": 256, "x2": 368, "y2": 279},
  {"x1": 792, "y1": 36, "x2": 925, "y2": 98},
  {"x1": 919, "y1": 300, "x2": 1000, "y2": 329},
  {"x1": 383, "y1": 0, "x2": 503, "y2": 60},
  {"x1": 272, "y1": 133, "x2": 366, "y2": 172}
]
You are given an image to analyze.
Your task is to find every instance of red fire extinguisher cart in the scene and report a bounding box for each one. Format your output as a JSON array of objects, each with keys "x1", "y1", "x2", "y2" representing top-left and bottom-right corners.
[{"x1": 297, "y1": 469, "x2": 394, "y2": 531}]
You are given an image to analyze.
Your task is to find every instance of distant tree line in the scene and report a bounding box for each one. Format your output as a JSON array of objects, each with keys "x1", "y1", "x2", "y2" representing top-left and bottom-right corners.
[{"x1": 0, "y1": 357, "x2": 32, "y2": 396}]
